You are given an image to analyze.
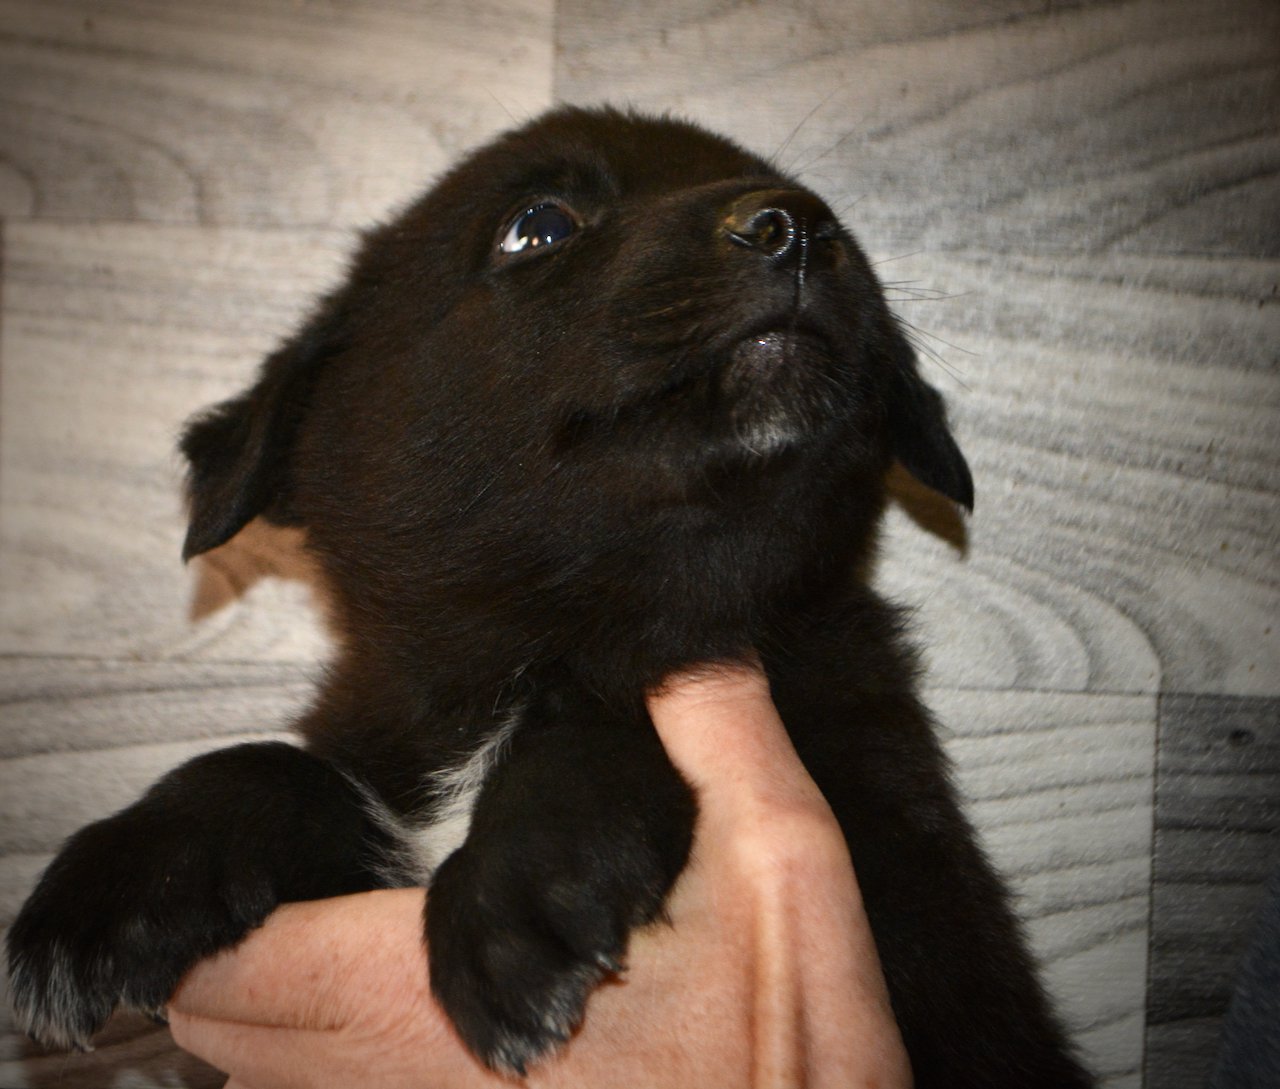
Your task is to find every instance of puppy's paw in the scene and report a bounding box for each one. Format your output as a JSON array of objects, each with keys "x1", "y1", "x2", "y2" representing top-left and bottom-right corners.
[
  {"x1": 426, "y1": 836, "x2": 665, "y2": 1075},
  {"x1": 6, "y1": 808, "x2": 274, "y2": 1051}
]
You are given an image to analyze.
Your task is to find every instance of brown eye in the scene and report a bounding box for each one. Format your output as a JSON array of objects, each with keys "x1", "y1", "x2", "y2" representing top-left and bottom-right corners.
[{"x1": 498, "y1": 202, "x2": 578, "y2": 255}]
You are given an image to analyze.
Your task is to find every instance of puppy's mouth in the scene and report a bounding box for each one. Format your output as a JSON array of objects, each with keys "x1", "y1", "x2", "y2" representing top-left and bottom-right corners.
[
  {"x1": 556, "y1": 325, "x2": 853, "y2": 463},
  {"x1": 723, "y1": 329, "x2": 825, "y2": 384},
  {"x1": 714, "y1": 329, "x2": 840, "y2": 456}
]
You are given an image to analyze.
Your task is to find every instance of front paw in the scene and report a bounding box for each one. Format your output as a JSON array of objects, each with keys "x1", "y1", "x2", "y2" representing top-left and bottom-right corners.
[
  {"x1": 6, "y1": 807, "x2": 274, "y2": 1051},
  {"x1": 426, "y1": 834, "x2": 669, "y2": 1075}
]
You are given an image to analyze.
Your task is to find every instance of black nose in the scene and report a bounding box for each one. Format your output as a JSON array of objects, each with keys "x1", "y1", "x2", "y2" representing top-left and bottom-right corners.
[{"x1": 723, "y1": 189, "x2": 839, "y2": 266}]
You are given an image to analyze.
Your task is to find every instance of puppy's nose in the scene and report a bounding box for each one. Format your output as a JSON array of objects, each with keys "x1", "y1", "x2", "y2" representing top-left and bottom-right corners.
[{"x1": 723, "y1": 189, "x2": 839, "y2": 267}]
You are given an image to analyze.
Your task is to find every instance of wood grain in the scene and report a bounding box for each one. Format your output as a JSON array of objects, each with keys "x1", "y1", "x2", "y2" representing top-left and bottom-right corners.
[
  {"x1": 0, "y1": 221, "x2": 347, "y2": 662},
  {"x1": 876, "y1": 250, "x2": 1280, "y2": 697},
  {"x1": 0, "y1": 1011, "x2": 223, "y2": 1089},
  {"x1": 0, "y1": 658, "x2": 306, "y2": 922},
  {"x1": 933, "y1": 687, "x2": 1156, "y2": 1089},
  {"x1": 1146, "y1": 693, "x2": 1280, "y2": 1089},
  {"x1": 557, "y1": 0, "x2": 1280, "y2": 257},
  {"x1": 0, "y1": 657, "x2": 301, "y2": 1087},
  {"x1": 0, "y1": 0, "x2": 555, "y2": 228}
]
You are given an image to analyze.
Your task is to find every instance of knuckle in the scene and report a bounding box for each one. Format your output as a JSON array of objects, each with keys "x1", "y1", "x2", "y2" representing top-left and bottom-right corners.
[{"x1": 731, "y1": 802, "x2": 851, "y2": 888}]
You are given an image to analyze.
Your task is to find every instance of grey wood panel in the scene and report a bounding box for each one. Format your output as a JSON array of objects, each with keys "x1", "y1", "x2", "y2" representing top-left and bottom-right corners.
[
  {"x1": 0, "y1": 656, "x2": 312, "y2": 758},
  {"x1": 876, "y1": 250, "x2": 1279, "y2": 698},
  {"x1": 0, "y1": 658, "x2": 304, "y2": 874},
  {"x1": 0, "y1": 1012, "x2": 223, "y2": 1089},
  {"x1": 556, "y1": 0, "x2": 1280, "y2": 258},
  {"x1": 0, "y1": 221, "x2": 346, "y2": 663},
  {"x1": 934, "y1": 687, "x2": 1156, "y2": 1089},
  {"x1": 1146, "y1": 693, "x2": 1280, "y2": 1089},
  {"x1": 0, "y1": 0, "x2": 554, "y2": 228},
  {"x1": 0, "y1": 658, "x2": 302, "y2": 1087}
]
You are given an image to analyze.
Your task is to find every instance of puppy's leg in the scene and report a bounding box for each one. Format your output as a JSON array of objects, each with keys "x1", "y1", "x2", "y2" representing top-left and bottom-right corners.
[
  {"x1": 770, "y1": 663, "x2": 1095, "y2": 1089},
  {"x1": 425, "y1": 688, "x2": 695, "y2": 1075},
  {"x1": 7, "y1": 741, "x2": 390, "y2": 1051}
]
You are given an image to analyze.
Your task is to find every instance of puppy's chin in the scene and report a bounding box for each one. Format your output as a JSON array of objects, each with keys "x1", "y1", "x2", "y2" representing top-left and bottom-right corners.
[{"x1": 717, "y1": 330, "x2": 841, "y2": 457}]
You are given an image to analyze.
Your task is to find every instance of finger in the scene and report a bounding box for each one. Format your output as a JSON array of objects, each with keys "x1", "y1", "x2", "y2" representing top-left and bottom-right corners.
[
  {"x1": 785, "y1": 842, "x2": 910, "y2": 1089},
  {"x1": 173, "y1": 1007, "x2": 505, "y2": 1089},
  {"x1": 646, "y1": 661, "x2": 828, "y2": 817},
  {"x1": 173, "y1": 1013, "x2": 348, "y2": 1089},
  {"x1": 170, "y1": 889, "x2": 427, "y2": 1029}
]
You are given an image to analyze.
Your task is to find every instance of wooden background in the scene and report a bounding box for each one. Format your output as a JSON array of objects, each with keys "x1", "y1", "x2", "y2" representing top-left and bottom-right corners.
[{"x1": 1, "y1": 1, "x2": 1276, "y2": 1086}]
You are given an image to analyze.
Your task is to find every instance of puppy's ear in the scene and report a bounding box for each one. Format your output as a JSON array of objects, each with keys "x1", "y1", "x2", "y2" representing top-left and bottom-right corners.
[
  {"x1": 884, "y1": 323, "x2": 974, "y2": 511},
  {"x1": 180, "y1": 318, "x2": 335, "y2": 561}
]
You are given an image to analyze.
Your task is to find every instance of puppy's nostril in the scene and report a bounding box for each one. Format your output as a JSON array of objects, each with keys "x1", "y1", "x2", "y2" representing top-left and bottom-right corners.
[
  {"x1": 724, "y1": 189, "x2": 839, "y2": 267},
  {"x1": 726, "y1": 207, "x2": 797, "y2": 258}
]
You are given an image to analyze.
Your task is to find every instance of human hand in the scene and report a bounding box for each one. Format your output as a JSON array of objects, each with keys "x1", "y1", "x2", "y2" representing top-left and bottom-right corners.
[{"x1": 168, "y1": 662, "x2": 911, "y2": 1088}]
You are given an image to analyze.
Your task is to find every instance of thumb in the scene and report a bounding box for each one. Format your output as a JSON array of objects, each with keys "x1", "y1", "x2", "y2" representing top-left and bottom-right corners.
[
  {"x1": 647, "y1": 665, "x2": 909, "y2": 1089},
  {"x1": 645, "y1": 661, "x2": 830, "y2": 822}
]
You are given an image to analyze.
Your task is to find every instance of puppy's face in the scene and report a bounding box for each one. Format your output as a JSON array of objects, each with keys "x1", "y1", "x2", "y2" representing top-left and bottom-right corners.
[
  {"x1": 180, "y1": 108, "x2": 971, "y2": 640},
  {"x1": 421, "y1": 114, "x2": 878, "y2": 471}
]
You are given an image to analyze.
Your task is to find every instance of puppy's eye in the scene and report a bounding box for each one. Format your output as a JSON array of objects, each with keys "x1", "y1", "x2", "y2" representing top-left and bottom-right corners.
[{"x1": 498, "y1": 202, "x2": 578, "y2": 255}]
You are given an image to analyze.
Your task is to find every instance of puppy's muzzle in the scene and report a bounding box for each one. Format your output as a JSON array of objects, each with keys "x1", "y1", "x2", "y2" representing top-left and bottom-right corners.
[{"x1": 723, "y1": 189, "x2": 841, "y2": 270}]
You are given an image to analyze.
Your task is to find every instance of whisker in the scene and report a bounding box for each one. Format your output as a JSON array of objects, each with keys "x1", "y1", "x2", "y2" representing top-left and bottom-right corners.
[
  {"x1": 883, "y1": 284, "x2": 972, "y2": 304},
  {"x1": 832, "y1": 193, "x2": 866, "y2": 218},
  {"x1": 788, "y1": 127, "x2": 858, "y2": 177},
  {"x1": 901, "y1": 319, "x2": 977, "y2": 358},
  {"x1": 898, "y1": 321, "x2": 974, "y2": 391},
  {"x1": 774, "y1": 86, "x2": 846, "y2": 170},
  {"x1": 484, "y1": 88, "x2": 521, "y2": 126},
  {"x1": 871, "y1": 250, "x2": 924, "y2": 267}
]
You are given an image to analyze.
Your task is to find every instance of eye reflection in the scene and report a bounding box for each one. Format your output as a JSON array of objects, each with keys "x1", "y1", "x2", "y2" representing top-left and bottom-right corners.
[{"x1": 499, "y1": 203, "x2": 578, "y2": 255}]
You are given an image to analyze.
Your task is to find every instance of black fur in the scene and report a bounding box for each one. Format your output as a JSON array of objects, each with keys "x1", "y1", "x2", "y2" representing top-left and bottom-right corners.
[{"x1": 8, "y1": 106, "x2": 1091, "y2": 1086}]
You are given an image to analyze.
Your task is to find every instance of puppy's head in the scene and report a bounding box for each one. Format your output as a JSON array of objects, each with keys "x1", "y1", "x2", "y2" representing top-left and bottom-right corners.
[{"x1": 180, "y1": 107, "x2": 970, "y2": 633}]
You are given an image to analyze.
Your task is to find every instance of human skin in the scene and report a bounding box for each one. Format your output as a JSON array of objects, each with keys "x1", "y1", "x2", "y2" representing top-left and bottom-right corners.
[{"x1": 168, "y1": 663, "x2": 913, "y2": 1089}]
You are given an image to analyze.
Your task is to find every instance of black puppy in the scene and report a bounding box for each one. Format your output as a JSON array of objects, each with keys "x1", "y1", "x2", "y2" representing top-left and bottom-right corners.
[{"x1": 8, "y1": 107, "x2": 1093, "y2": 1086}]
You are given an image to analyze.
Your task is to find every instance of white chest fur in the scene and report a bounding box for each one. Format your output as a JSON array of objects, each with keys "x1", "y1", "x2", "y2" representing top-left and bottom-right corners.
[{"x1": 359, "y1": 713, "x2": 521, "y2": 886}]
